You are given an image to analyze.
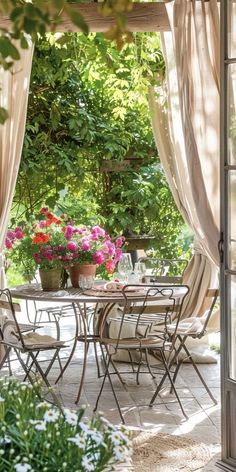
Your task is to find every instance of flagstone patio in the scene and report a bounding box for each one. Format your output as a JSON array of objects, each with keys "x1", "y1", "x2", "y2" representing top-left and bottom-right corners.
[{"x1": 0, "y1": 302, "x2": 221, "y2": 470}]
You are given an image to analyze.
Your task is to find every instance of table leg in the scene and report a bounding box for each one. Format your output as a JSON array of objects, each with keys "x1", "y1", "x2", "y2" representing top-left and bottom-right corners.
[{"x1": 55, "y1": 302, "x2": 79, "y2": 384}]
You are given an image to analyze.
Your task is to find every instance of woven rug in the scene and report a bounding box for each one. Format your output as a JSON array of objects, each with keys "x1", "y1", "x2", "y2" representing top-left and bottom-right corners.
[{"x1": 131, "y1": 432, "x2": 212, "y2": 472}]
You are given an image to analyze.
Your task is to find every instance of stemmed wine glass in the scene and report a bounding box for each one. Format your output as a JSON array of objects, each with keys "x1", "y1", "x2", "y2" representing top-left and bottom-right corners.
[
  {"x1": 134, "y1": 261, "x2": 146, "y2": 283},
  {"x1": 118, "y1": 253, "x2": 133, "y2": 283}
]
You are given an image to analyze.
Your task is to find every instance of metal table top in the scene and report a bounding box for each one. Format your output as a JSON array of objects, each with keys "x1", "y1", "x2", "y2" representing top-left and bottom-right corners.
[{"x1": 10, "y1": 283, "x2": 188, "y2": 304}]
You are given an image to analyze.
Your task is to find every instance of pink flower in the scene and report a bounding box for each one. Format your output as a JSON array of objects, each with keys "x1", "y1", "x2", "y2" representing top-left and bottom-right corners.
[
  {"x1": 106, "y1": 259, "x2": 116, "y2": 274},
  {"x1": 114, "y1": 248, "x2": 122, "y2": 263},
  {"x1": 81, "y1": 238, "x2": 91, "y2": 251},
  {"x1": 15, "y1": 230, "x2": 24, "y2": 240},
  {"x1": 5, "y1": 238, "x2": 13, "y2": 249},
  {"x1": 7, "y1": 230, "x2": 15, "y2": 241},
  {"x1": 65, "y1": 225, "x2": 74, "y2": 238},
  {"x1": 93, "y1": 250, "x2": 105, "y2": 265},
  {"x1": 39, "y1": 220, "x2": 46, "y2": 229},
  {"x1": 91, "y1": 226, "x2": 105, "y2": 237},
  {"x1": 115, "y1": 236, "x2": 125, "y2": 248},
  {"x1": 107, "y1": 241, "x2": 116, "y2": 256},
  {"x1": 91, "y1": 232, "x2": 99, "y2": 241},
  {"x1": 66, "y1": 241, "x2": 78, "y2": 252}
]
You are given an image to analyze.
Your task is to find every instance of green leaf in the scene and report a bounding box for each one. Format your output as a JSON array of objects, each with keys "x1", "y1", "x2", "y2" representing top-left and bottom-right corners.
[
  {"x1": 67, "y1": 8, "x2": 89, "y2": 34},
  {"x1": 10, "y1": 7, "x2": 23, "y2": 22},
  {"x1": 20, "y1": 35, "x2": 29, "y2": 50},
  {"x1": 0, "y1": 37, "x2": 20, "y2": 60},
  {"x1": 0, "y1": 107, "x2": 9, "y2": 124}
]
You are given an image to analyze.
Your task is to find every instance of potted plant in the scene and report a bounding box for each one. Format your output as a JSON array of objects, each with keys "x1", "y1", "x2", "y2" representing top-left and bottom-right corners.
[
  {"x1": 62, "y1": 224, "x2": 125, "y2": 288},
  {"x1": 4, "y1": 207, "x2": 125, "y2": 290}
]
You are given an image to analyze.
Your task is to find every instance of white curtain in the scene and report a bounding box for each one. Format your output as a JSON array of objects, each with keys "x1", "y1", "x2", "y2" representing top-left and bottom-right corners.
[
  {"x1": 149, "y1": 0, "x2": 220, "y2": 319},
  {"x1": 0, "y1": 41, "x2": 34, "y2": 288}
]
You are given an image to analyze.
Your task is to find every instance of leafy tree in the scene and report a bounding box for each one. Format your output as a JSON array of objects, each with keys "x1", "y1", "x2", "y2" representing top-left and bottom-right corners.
[{"x1": 7, "y1": 32, "x2": 192, "y2": 281}]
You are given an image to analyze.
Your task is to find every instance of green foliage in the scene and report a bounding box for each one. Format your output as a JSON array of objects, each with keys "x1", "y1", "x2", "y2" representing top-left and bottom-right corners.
[
  {"x1": 0, "y1": 0, "x2": 133, "y2": 96},
  {"x1": 0, "y1": 378, "x2": 131, "y2": 472},
  {"x1": 9, "y1": 32, "x2": 192, "y2": 275}
]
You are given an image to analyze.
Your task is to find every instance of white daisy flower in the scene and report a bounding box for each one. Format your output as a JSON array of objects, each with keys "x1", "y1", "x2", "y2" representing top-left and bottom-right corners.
[
  {"x1": 89, "y1": 431, "x2": 105, "y2": 446},
  {"x1": 0, "y1": 436, "x2": 11, "y2": 445},
  {"x1": 81, "y1": 455, "x2": 95, "y2": 472},
  {"x1": 34, "y1": 421, "x2": 47, "y2": 431},
  {"x1": 36, "y1": 401, "x2": 50, "y2": 409},
  {"x1": 15, "y1": 463, "x2": 32, "y2": 472},
  {"x1": 79, "y1": 422, "x2": 91, "y2": 435},
  {"x1": 113, "y1": 445, "x2": 130, "y2": 462},
  {"x1": 63, "y1": 409, "x2": 78, "y2": 426},
  {"x1": 43, "y1": 409, "x2": 59, "y2": 423},
  {"x1": 109, "y1": 430, "x2": 129, "y2": 446},
  {"x1": 68, "y1": 434, "x2": 86, "y2": 449}
]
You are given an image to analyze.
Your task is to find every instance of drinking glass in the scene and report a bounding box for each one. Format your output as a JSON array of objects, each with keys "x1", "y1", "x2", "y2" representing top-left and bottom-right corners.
[
  {"x1": 117, "y1": 253, "x2": 133, "y2": 282},
  {"x1": 134, "y1": 261, "x2": 146, "y2": 282},
  {"x1": 79, "y1": 274, "x2": 95, "y2": 290}
]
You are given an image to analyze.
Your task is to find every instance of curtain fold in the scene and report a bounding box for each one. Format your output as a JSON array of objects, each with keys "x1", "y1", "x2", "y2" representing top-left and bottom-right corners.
[
  {"x1": 150, "y1": 0, "x2": 220, "y2": 266},
  {"x1": 149, "y1": 0, "x2": 220, "y2": 320},
  {"x1": 0, "y1": 41, "x2": 34, "y2": 288}
]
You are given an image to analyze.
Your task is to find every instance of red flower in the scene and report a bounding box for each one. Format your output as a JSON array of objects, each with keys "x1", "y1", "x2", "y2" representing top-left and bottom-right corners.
[
  {"x1": 40, "y1": 207, "x2": 49, "y2": 214},
  {"x1": 32, "y1": 232, "x2": 51, "y2": 244}
]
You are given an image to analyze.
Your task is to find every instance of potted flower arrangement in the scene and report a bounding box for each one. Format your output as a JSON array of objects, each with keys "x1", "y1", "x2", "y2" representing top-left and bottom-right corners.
[
  {"x1": 5, "y1": 207, "x2": 125, "y2": 290},
  {"x1": 5, "y1": 208, "x2": 67, "y2": 290},
  {"x1": 62, "y1": 223, "x2": 125, "y2": 288}
]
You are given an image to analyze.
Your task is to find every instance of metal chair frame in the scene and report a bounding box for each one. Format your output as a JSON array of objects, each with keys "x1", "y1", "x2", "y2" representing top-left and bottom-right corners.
[
  {"x1": 150, "y1": 288, "x2": 219, "y2": 407},
  {"x1": 0, "y1": 289, "x2": 66, "y2": 405},
  {"x1": 93, "y1": 283, "x2": 189, "y2": 423}
]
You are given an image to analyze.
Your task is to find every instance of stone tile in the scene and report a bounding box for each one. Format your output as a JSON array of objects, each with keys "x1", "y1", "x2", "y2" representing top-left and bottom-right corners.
[{"x1": 2, "y1": 307, "x2": 222, "y2": 458}]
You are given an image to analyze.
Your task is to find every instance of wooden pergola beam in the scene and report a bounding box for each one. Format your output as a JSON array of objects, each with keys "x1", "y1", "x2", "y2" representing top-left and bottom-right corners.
[{"x1": 0, "y1": 3, "x2": 171, "y2": 33}]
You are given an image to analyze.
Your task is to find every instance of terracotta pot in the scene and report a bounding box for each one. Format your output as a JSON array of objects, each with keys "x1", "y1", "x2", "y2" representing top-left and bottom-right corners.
[
  {"x1": 39, "y1": 268, "x2": 62, "y2": 291},
  {"x1": 69, "y1": 264, "x2": 97, "y2": 288}
]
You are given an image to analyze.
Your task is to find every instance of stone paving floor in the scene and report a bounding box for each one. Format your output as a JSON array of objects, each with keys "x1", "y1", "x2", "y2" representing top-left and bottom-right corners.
[{"x1": 1, "y1": 301, "x2": 221, "y2": 470}]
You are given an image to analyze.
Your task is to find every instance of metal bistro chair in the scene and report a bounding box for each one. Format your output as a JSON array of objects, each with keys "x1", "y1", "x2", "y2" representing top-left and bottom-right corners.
[
  {"x1": 139, "y1": 257, "x2": 189, "y2": 284},
  {"x1": 0, "y1": 289, "x2": 66, "y2": 404},
  {"x1": 25, "y1": 299, "x2": 97, "y2": 379},
  {"x1": 150, "y1": 288, "x2": 219, "y2": 407},
  {"x1": 93, "y1": 284, "x2": 189, "y2": 423}
]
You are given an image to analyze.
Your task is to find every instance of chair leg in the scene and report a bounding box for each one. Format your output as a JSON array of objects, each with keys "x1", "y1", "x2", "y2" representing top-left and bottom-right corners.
[
  {"x1": 75, "y1": 341, "x2": 89, "y2": 404},
  {"x1": 14, "y1": 349, "x2": 40, "y2": 388},
  {"x1": 55, "y1": 303, "x2": 79, "y2": 384},
  {"x1": 28, "y1": 352, "x2": 61, "y2": 407},
  {"x1": 136, "y1": 347, "x2": 144, "y2": 385},
  {"x1": 128, "y1": 350, "x2": 136, "y2": 373},
  {"x1": 0, "y1": 346, "x2": 11, "y2": 371},
  {"x1": 93, "y1": 352, "x2": 125, "y2": 424},
  {"x1": 44, "y1": 348, "x2": 61, "y2": 378},
  {"x1": 149, "y1": 350, "x2": 188, "y2": 420},
  {"x1": 181, "y1": 341, "x2": 217, "y2": 404},
  {"x1": 144, "y1": 348, "x2": 156, "y2": 379},
  {"x1": 23, "y1": 351, "x2": 40, "y2": 381}
]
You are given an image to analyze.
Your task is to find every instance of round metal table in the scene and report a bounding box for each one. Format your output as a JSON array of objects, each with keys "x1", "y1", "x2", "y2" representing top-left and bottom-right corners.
[{"x1": 10, "y1": 283, "x2": 188, "y2": 403}]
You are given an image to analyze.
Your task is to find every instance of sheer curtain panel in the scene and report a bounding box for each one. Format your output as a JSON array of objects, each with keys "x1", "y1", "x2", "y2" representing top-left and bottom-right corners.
[
  {"x1": 0, "y1": 41, "x2": 34, "y2": 288},
  {"x1": 149, "y1": 0, "x2": 220, "y2": 320}
]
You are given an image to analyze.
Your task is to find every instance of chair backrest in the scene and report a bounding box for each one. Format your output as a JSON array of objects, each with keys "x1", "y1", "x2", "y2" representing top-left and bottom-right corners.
[
  {"x1": 199, "y1": 288, "x2": 220, "y2": 336},
  {"x1": 138, "y1": 258, "x2": 189, "y2": 284},
  {"x1": 98, "y1": 284, "x2": 190, "y2": 352},
  {"x1": 0, "y1": 288, "x2": 26, "y2": 348}
]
